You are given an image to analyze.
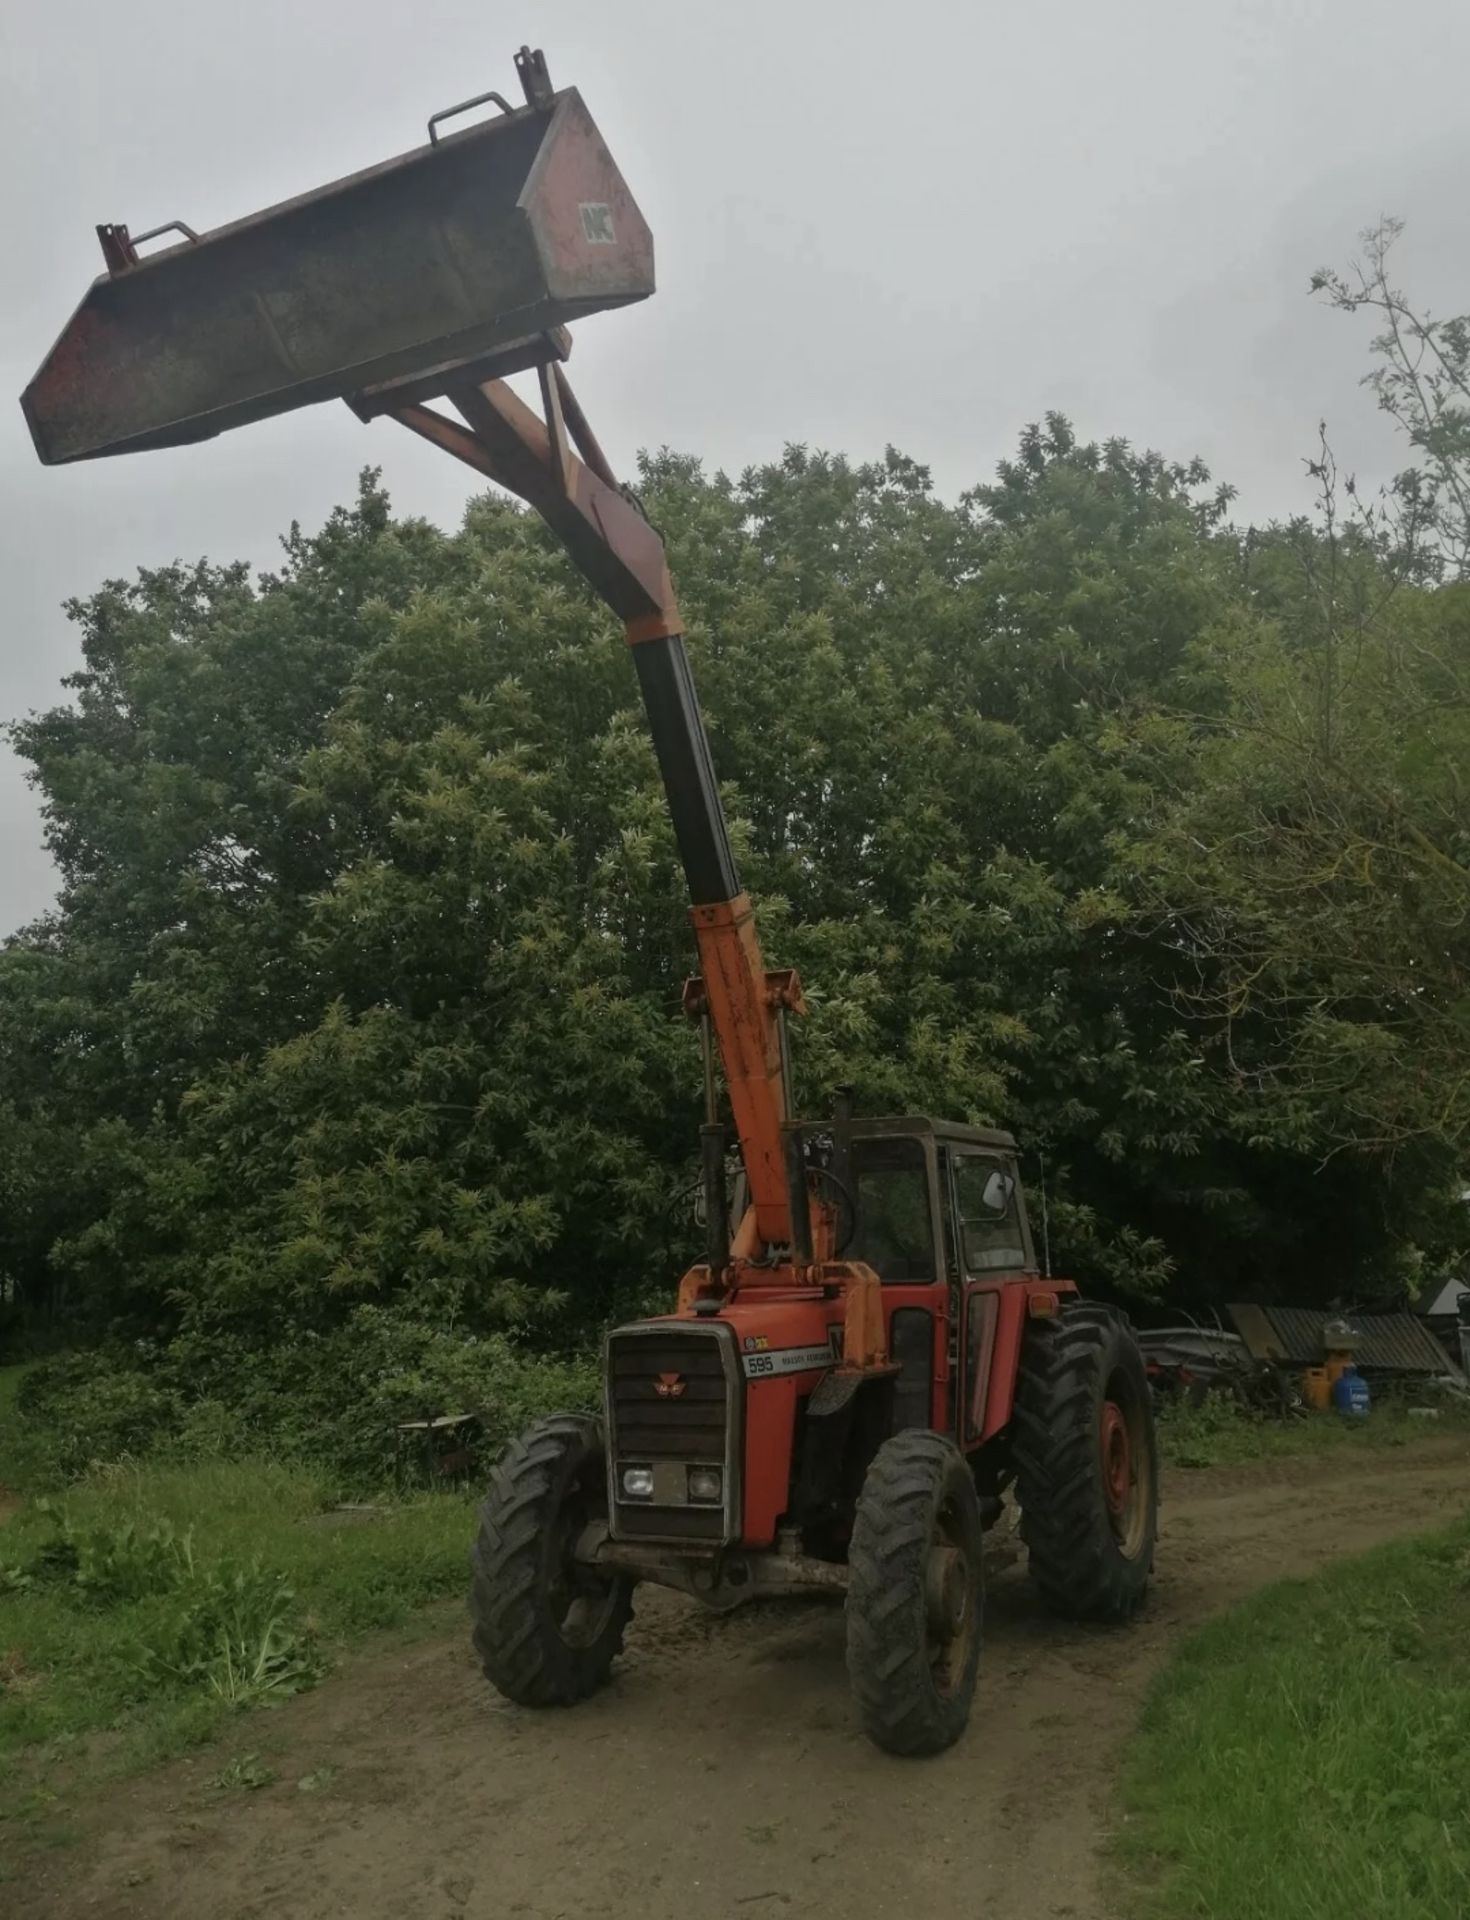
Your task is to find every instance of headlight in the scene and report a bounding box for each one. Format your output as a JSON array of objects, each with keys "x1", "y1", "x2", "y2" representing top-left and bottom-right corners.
[
  {"x1": 621, "y1": 1466, "x2": 654, "y2": 1500},
  {"x1": 687, "y1": 1466, "x2": 723, "y2": 1504}
]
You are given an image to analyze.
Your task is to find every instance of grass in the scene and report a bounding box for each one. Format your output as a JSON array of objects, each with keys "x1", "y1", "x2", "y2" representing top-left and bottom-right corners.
[
  {"x1": 1117, "y1": 1513, "x2": 1470, "y2": 1919},
  {"x1": 1155, "y1": 1386, "x2": 1470, "y2": 1470},
  {"x1": 0, "y1": 1364, "x2": 478, "y2": 1836}
]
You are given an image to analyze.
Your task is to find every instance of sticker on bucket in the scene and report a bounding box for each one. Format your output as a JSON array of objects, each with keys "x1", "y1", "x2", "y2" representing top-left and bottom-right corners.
[{"x1": 580, "y1": 204, "x2": 616, "y2": 244}]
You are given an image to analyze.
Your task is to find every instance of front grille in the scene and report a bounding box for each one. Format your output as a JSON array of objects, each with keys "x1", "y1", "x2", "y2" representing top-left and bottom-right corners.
[
  {"x1": 610, "y1": 1332, "x2": 727, "y2": 1459},
  {"x1": 606, "y1": 1325, "x2": 735, "y2": 1545}
]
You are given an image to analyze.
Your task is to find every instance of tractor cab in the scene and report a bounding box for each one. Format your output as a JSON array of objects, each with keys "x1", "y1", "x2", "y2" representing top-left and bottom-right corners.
[
  {"x1": 843, "y1": 1116, "x2": 1037, "y2": 1289},
  {"x1": 700, "y1": 1112, "x2": 1055, "y2": 1455},
  {"x1": 838, "y1": 1118, "x2": 1047, "y2": 1453}
]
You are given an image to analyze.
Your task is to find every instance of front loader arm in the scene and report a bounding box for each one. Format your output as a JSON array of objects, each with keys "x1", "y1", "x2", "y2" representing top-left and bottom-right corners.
[{"x1": 394, "y1": 365, "x2": 801, "y2": 1254}]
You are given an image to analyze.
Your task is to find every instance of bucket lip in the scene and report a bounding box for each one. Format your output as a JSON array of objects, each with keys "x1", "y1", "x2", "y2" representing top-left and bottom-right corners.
[{"x1": 81, "y1": 85, "x2": 584, "y2": 287}]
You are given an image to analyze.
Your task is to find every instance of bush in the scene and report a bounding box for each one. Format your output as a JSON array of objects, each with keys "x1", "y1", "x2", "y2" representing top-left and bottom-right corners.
[
  {"x1": 15, "y1": 1353, "x2": 183, "y2": 1478},
  {"x1": 13, "y1": 1313, "x2": 599, "y2": 1487},
  {"x1": 154, "y1": 1305, "x2": 602, "y2": 1484}
]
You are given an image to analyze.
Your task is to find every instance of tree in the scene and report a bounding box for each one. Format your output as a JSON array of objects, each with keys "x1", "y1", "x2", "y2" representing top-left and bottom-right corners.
[
  {"x1": 1124, "y1": 489, "x2": 1470, "y2": 1169},
  {"x1": 1118, "y1": 241, "x2": 1470, "y2": 1279},
  {"x1": 4, "y1": 418, "x2": 1460, "y2": 1457},
  {"x1": 1312, "y1": 219, "x2": 1470, "y2": 579}
]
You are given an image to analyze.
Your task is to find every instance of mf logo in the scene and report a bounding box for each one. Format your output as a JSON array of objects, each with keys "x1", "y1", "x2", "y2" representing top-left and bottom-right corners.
[{"x1": 653, "y1": 1372, "x2": 686, "y2": 1399}]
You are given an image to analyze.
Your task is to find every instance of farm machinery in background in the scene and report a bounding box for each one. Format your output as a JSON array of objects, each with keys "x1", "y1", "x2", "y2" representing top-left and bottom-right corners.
[
  {"x1": 23, "y1": 46, "x2": 1159, "y2": 1754},
  {"x1": 1138, "y1": 1301, "x2": 1468, "y2": 1424}
]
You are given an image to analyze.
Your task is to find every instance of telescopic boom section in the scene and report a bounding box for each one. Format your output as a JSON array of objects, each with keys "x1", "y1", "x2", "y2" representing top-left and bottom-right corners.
[{"x1": 394, "y1": 370, "x2": 802, "y2": 1252}]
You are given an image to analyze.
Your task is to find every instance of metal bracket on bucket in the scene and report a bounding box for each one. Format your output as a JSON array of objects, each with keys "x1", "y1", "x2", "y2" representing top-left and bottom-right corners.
[
  {"x1": 96, "y1": 220, "x2": 200, "y2": 274},
  {"x1": 345, "y1": 327, "x2": 573, "y2": 422}
]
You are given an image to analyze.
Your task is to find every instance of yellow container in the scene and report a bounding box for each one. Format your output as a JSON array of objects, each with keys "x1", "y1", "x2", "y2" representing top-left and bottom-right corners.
[{"x1": 1302, "y1": 1366, "x2": 1332, "y2": 1411}]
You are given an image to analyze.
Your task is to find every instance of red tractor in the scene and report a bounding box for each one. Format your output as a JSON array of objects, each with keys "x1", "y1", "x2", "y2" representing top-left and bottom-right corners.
[
  {"x1": 475, "y1": 1117, "x2": 1157, "y2": 1754},
  {"x1": 25, "y1": 46, "x2": 1158, "y2": 1755}
]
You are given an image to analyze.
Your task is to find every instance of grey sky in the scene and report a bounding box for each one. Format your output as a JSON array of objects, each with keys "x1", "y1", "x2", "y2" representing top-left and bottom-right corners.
[{"x1": 3, "y1": 0, "x2": 1468, "y2": 936}]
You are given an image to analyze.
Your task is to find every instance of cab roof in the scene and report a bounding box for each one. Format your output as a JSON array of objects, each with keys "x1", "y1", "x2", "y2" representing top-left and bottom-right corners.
[{"x1": 848, "y1": 1114, "x2": 1018, "y2": 1153}]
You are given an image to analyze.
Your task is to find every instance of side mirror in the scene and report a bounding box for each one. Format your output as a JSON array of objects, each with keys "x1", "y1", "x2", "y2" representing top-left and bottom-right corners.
[{"x1": 979, "y1": 1169, "x2": 1014, "y2": 1218}]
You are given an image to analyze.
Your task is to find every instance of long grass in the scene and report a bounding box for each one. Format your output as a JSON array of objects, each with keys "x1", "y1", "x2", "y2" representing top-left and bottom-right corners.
[
  {"x1": 1155, "y1": 1386, "x2": 1470, "y2": 1470},
  {"x1": 0, "y1": 1365, "x2": 477, "y2": 1835},
  {"x1": 1117, "y1": 1514, "x2": 1470, "y2": 1919}
]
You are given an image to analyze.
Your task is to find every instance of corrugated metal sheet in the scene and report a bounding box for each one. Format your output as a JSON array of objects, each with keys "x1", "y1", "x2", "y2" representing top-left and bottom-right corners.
[
  {"x1": 1228, "y1": 1303, "x2": 1462, "y2": 1377},
  {"x1": 1228, "y1": 1303, "x2": 1287, "y2": 1363}
]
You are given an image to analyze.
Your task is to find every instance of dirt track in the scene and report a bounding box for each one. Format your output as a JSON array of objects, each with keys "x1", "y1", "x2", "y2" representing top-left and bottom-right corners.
[{"x1": 20, "y1": 1435, "x2": 1470, "y2": 1920}]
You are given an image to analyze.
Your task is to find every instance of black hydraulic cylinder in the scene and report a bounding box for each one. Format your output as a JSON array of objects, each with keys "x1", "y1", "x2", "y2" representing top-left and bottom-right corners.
[
  {"x1": 783, "y1": 1125, "x2": 814, "y2": 1263},
  {"x1": 701, "y1": 1123, "x2": 730, "y2": 1275},
  {"x1": 829, "y1": 1085, "x2": 856, "y2": 1256},
  {"x1": 631, "y1": 633, "x2": 741, "y2": 907}
]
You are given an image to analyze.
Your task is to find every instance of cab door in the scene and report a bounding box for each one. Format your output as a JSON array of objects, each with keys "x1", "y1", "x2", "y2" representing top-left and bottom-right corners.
[{"x1": 948, "y1": 1152, "x2": 1031, "y2": 1445}]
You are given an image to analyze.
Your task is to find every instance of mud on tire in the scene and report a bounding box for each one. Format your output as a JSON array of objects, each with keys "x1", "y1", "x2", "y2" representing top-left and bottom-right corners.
[
  {"x1": 470, "y1": 1413, "x2": 634, "y2": 1707},
  {"x1": 845, "y1": 1429, "x2": 984, "y2": 1757},
  {"x1": 1013, "y1": 1302, "x2": 1158, "y2": 1621}
]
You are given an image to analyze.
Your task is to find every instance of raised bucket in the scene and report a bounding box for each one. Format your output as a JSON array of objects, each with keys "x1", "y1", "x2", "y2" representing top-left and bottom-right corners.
[{"x1": 22, "y1": 81, "x2": 653, "y2": 465}]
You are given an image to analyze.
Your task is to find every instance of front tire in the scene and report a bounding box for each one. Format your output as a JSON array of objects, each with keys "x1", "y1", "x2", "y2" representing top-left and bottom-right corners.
[
  {"x1": 845, "y1": 1430, "x2": 984, "y2": 1756},
  {"x1": 1013, "y1": 1302, "x2": 1158, "y2": 1620},
  {"x1": 470, "y1": 1413, "x2": 634, "y2": 1707}
]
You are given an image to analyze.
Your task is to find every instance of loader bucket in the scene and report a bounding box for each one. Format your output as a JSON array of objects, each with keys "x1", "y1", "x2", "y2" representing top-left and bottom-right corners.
[{"x1": 22, "y1": 80, "x2": 653, "y2": 465}]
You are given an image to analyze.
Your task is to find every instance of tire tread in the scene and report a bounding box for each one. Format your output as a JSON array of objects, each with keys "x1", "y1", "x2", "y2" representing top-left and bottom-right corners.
[
  {"x1": 1012, "y1": 1303, "x2": 1158, "y2": 1621},
  {"x1": 845, "y1": 1430, "x2": 983, "y2": 1756},
  {"x1": 469, "y1": 1413, "x2": 633, "y2": 1708}
]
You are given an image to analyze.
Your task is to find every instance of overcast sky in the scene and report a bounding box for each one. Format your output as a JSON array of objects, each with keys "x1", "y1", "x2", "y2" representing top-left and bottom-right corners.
[{"x1": 3, "y1": 0, "x2": 1469, "y2": 935}]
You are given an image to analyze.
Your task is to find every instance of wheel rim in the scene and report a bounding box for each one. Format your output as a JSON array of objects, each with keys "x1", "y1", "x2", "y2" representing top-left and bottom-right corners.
[
  {"x1": 924, "y1": 1493, "x2": 980, "y2": 1698},
  {"x1": 1101, "y1": 1401, "x2": 1131, "y2": 1515},
  {"x1": 1100, "y1": 1376, "x2": 1152, "y2": 1559},
  {"x1": 545, "y1": 1459, "x2": 623, "y2": 1650}
]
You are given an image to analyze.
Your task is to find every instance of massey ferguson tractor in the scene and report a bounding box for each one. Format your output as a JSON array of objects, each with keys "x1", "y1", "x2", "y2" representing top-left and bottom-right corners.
[{"x1": 24, "y1": 46, "x2": 1158, "y2": 1755}]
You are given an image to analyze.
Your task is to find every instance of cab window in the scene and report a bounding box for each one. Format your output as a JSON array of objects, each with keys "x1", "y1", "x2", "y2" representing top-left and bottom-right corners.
[
  {"x1": 847, "y1": 1137, "x2": 934, "y2": 1282},
  {"x1": 953, "y1": 1154, "x2": 1027, "y2": 1274}
]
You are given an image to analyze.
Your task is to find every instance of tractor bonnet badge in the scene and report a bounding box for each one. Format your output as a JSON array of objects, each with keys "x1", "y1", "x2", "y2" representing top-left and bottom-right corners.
[{"x1": 654, "y1": 1372, "x2": 686, "y2": 1399}]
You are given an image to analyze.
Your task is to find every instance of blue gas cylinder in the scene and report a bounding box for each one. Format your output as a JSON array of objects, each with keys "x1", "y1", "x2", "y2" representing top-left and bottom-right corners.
[{"x1": 1332, "y1": 1366, "x2": 1371, "y2": 1418}]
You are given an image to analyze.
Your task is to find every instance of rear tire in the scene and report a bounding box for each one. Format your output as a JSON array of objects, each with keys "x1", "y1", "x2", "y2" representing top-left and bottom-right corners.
[
  {"x1": 1013, "y1": 1302, "x2": 1158, "y2": 1620},
  {"x1": 470, "y1": 1413, "x2": 634, "y2": 1707},
  {"x1": 845, "y1": 1429, "x2": 984, "y2": 1756}
]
